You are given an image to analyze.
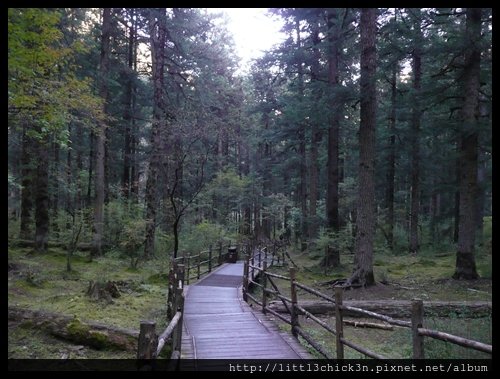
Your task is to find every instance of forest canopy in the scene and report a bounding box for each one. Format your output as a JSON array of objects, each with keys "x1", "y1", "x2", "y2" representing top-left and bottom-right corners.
[{"x1": 8, "y1": 8, "x2": 492, "y2": 285}]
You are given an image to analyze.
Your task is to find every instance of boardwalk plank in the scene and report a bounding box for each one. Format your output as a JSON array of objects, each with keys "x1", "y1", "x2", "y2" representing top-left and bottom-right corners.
[{"x1": 181, "y1": 262, "x2": 310, "y2": 359}]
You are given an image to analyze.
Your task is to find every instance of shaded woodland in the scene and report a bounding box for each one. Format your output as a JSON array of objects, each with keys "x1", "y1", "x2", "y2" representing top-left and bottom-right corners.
[{"x1": 8, "y1": 8, "x2": 492, "y2": 286}]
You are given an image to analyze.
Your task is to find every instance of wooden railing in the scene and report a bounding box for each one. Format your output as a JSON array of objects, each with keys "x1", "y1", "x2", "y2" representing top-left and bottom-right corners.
[
  {"x1": 173, "y1": 241, "x2": 239, "y2": 285},
  {"x1": 243, "y1": 244, "x2": 492, "y2": 360},
  {"x1": 136, "y1": 240, "x2": 245, "y2": 366},
  {"x1": 137, "y1": 263, "x2": 185, "y2": 368}
]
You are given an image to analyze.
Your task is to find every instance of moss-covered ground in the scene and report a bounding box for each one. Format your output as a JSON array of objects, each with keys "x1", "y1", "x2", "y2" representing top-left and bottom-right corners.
[{"x1": 8, "y1": 247, "x2": 170, "y2": 358}]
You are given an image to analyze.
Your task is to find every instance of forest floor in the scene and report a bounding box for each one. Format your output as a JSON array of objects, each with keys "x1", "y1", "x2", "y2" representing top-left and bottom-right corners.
[
  {"x1": 8, "y1": 241, "x2": 492, "y2": 359},
  {"x1": 8, "y1": 246, "x2": 170, "y2": 359}
]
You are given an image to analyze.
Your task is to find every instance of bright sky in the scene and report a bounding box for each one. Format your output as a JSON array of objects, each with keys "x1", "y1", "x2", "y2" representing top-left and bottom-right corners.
[{"x1": 208, "y1": 8, "x2": 286, "y2": 72}]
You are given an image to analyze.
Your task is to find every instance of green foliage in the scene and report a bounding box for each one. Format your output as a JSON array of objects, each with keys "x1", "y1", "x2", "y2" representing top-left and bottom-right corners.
[
  {"x1": 8, "y1": 8, "x2": 103, "y2": 140},
  {"x1": 180, "y1": 220, "x2": 229, "y2": 253},
  {"x1": 311, "y1": 226, "x2": 353, "y2": 258},
  {"x1": 120, "y1": 219, "x2": 147, "y2": 268}
]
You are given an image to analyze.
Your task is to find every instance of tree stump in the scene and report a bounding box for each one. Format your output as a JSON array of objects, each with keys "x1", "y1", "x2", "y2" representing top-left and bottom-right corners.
[{"x1": 87, "y1": 281, "x2": 121, "y2": 303}]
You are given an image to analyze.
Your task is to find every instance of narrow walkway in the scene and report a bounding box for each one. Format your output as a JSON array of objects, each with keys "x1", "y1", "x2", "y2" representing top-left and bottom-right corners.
[{"x1": 181, "y1": 261, "x2": 310, "y2": 359}]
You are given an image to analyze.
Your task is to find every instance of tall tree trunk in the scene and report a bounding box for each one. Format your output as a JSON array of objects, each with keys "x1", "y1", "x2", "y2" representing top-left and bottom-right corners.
[
  {"x1": 409, "y1": 15, "x2": 422, "y2": 255},
  {"x1": 385, "y1": 66, "x2": 397, "y2": 251},
  {"x1": 65, "y1": 122, "x2": 73, "y2": 229},
  {"x1": 296, "y1": 19, "x2": 308, "y2": 250},
  {"x1": 19, "y1": 123, "x2": 34, "y2": 240},
  {"x1": 52, "y1": 140, "x2": 60, "y2": 237},
  {"x1": 75, "y1": 121, "x2": 83, "y2": 210},
  {"x1": 144, "y1": 8, "x2": 167, "y2": 259},
  {"x1": 92, "y1": 7, "x2": 111, "y2": 257},
  {"x1": 34, "y1": 137, "x2": 50, "y2": 253},
  {"x1": 349, "y1": 8, "x2": 377, "y2": 287},
  {"x1": 326, "y1": 9, "x2": 341, "y2": 233},
  {"x1": 130, "y1": 15, "x2": 139, "y2": 204},
  {"x1": 86, "y1": 130, "x2": 93, "y2": 208},
  {"x1": 453, "y1": 8, "x2": 481, "y2": 280},
  {"x1": 308, "y1": 21, "x2": 321, "y2": 240},
  {"x1": 453, "y1": 155, "x2": 460, "y2": 243},
  {"x1": 122, "y1": 9, "x2": 135, "y2": 199}
]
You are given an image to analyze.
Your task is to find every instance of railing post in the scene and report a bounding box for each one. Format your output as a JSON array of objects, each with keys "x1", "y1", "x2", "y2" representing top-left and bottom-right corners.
[
  {"x1": 167, "y1": 259, "x2": 175, "y2": 320},
  {"x1": 243, "y1": 253, "x2": 249, "y2": 302},
  {"x1": 208, "y1": 245, "x2": 212, "y2": 273},
  {"x1": 251, "y1": 250, "x2": 255, "y2": 281},
  {"x1": 197, "y1": 253, "x2": 201, "y2": 280},
  {"x1": 218, "y1": 241, "x2": 223, "y2": 264},
  {"x1": 258, "y1": 247, "x2": 262, "y2": 269},
  {"x1": 290, "y1": 267, "x2": 298, "y2": 337},
  {"x1": 186, "y1": 253, "x2": 190, "y2": 285},
  {"x1": 412, "y1": 298, "x2": 425, "y2": 359},
  {"x1": 172, "y1": 264, "x2": 185, "y2": 354},
  {"x1": 262, "y1": 261, "x2": 268, "y2": 314},
  {"x1": 324, "y1": 246, "x2": 328, "y2": 276},
  {"x1": 335, "y1": 287, "x2": 344, "y2": 359},
  {"x1": 137, "y1": 321, "x2": 158, "y2": 359}
]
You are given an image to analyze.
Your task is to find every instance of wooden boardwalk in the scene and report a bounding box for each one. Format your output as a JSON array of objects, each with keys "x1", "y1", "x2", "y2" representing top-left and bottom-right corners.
[{"x1": 181, "y1": 261, "x2": 310, "y2": 359}]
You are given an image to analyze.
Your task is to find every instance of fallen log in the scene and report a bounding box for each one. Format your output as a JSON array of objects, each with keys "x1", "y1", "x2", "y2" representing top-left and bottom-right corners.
[
  {"x1": 10, "y1": 239, "x2": 109, "y2": 252},
  {"x1": 8, "y1": 306, "x2": 138, "y2": 351},
  {"x1": 344, "y1": 319, "x2": 393, "y2": 330},
  {"x1": 268, "y1": 300, "x2": 492, "y2": 318}
]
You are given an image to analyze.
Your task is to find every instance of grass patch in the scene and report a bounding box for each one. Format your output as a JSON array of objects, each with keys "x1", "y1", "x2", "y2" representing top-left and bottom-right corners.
[{"x1": 8, "y1": 246, "x2": 172, "y2": 358}]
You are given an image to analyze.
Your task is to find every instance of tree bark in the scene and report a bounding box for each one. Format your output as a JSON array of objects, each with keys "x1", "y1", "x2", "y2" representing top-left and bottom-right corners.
[
  {"x1": 296, "y1": 19, "x2": 308, "y2": 250},
  {"x1": 409, "y1": 16, "x2": 422, "y2": 255},
  {"x1": 385, "y1": 66, "x2": 397, "y2": 251},
  {"x1": 144, "y1": 8, "x2": 167, "y2": 259},
  {"x1": 308, "y1": 21, "x2": 321, "y2": 240},
  {"x1": 92, "y1": 8, "x2": 111, "y2": 257},
  {"x1": 19, "y1": 123, "x2": 34, "y2": 240},
  {"x1": 326, "y1": 9, "x2": 341, "y2": 233},
  {"x1": 349, "y1": 8, "x2": 377, "y2": 287},
  {"x1": 453, "y1": 8, "x2": 482, "y2": 280},
  {"x1": 51, "y1": 140, "x2": 60, "y2": 237},
  {"x1": 34, "y1": 136, "x2": 50, "y2": 253},
  {"x1": 122, "y1": 10, "x2": 135, "y2": 199}
]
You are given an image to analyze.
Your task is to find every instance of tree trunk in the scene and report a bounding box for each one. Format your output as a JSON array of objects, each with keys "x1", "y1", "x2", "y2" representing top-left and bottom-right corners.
[
  {"x1": 122, "y1": 11, "x2": 135, "y2": 199},
  {"x1": 386, "y1": 66, "x2": 397, "y2": 251},
  {"x1": 453, "y1": 8, "x2": 481, "y2": 280},
  {"x1": 308, "y1": 21, "x2": 321, "y2": 240},
  {"x1": 19, "y1": 123, "x2": 34, "y2": 240},
  {"x1": 349, "y1": 8, "x2": 377, "y2": 287},
  {"x1": 65, "y1": 122, "x2": 73, "y2": 229},
  {"x1": 326, "y1": 9, "x2": 341, "y2": 233},
  {"x1": 296, "y1": 19, "x2": 308, "y2": 250},
  {"x1": 144, "y1": 8, "x2": 167, "y2": 259},
  {"x1": 8, "y1": 306, "x2": 138, "y2": 351},
  {"x1": 34, "y1": 136, "x2": 50, "y2": 253},
  {"x1": 409, "y1": 15, "x2": 422, "y2": 255},
  {"x1": 52, "y1": 140, "x2": 60, "y2": 237},
  {"x1": 92, "y1": 8, "x2": 111, "y2": 257}
]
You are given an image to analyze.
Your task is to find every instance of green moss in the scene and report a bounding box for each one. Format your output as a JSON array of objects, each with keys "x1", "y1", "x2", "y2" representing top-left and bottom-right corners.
[
  {"x1": 146, "y1": 273, "x2": 169, "y2": 285},
  {"x1": 67, "y1": 318, "x2": 91, "y2": 339},
  {"x1": 67, "y1": 319, "x2": 111, "y2": 350}
]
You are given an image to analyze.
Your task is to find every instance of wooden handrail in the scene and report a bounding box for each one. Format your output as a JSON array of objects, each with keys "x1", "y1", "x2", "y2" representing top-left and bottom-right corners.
[
  {"x1": 418, "y1": 327, "x2": 492, "y2": 354},
  {"x1": 156, "y1": 311, "x2": 181, "y2": 356},
  {"x1": 242, "y1": 241, "x2": 491, "y2": 360}
]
